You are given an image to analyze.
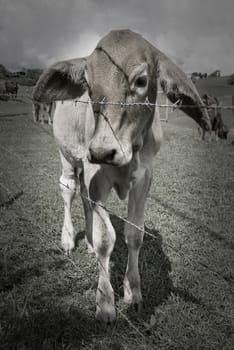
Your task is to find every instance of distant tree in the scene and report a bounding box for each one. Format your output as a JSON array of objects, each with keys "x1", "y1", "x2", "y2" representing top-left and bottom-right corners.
[
  {"x1": 0, "y1": 64, "x2": 7, "y2": 78},
  {"x1": 26, "y1": 69, "x2": 43, "y2": 80},
  {"x1": 227, "y1": 74, "x2": 234, "y2": 85}
]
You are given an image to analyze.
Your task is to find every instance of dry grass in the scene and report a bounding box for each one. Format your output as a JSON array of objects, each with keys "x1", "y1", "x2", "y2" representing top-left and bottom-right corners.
[{"x1": 0, "y1": 78, "x2": 234, "y2": 349}]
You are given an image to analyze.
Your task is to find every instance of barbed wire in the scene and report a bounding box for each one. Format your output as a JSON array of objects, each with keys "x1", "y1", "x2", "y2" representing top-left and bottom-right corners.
[
  {"x1": 70, "y1": 98, "x2": 234, "y2": 111},
  {"x1": 1, "y1": 93, "x2": 234, "y2": 110}
]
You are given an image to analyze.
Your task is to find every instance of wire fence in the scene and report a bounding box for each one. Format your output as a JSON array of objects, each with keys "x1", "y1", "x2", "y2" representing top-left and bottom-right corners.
[
  {"x1": 1, "y1": 92, "x2": 234, "y2": 110},
  {"x1": 1, "y1": 91, "x2": 234, "y2": 126},
  {"x1": 1, "y1": 86, "x2": 234, "y2": 126}
]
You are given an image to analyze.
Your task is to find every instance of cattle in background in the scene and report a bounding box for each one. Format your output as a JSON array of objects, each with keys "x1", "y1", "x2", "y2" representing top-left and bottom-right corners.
[
  {"x1": 4, "y1": 81, "x2": 18, "y2": 97},
  {"x1": 32, "y1": 101, "x2": 55, "y2": 125},
  {"x1": 191, "y1": 72, "x2": 207, "y2": 83},
  {"x1": 0, "y1": 82, "x2": 9, "y2": 101},
  {"x1": 200, "y1": 73, "x2": 207, "y2": 79},
  {"x1": 227, "y1": 128, "x2": 234, "y2": 145},
  {"x1": 199, "y1": 94, "x2": 228, "y2": 141},
  {"x1": 209, "y1": 70, "x2": 221, "y2": 78}
]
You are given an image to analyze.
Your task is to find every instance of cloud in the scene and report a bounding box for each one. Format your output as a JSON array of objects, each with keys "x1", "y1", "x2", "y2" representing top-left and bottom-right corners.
[
  {"x1": 56, "y1": 30, "x2": 101, "y2": 60},
  {"x1": 0, "y1": 0, "x2": 233, "y2": 74},
  {"x1": 155, "y1": 30, "x2": 234, "y2": 74}
]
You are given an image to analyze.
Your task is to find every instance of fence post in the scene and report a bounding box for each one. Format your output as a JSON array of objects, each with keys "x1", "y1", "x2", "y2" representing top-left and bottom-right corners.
[
  {"x1": 156, "y1": 103, "x2": 160, "y2": 121},
  {"x1": 166, "y1": 97, "x2": 169, "y2": 122}
]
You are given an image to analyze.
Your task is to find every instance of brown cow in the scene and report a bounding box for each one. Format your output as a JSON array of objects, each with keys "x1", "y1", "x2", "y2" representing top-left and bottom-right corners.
[{"x1": 199, "y1": 94, "x2": 228, "y2": 141}]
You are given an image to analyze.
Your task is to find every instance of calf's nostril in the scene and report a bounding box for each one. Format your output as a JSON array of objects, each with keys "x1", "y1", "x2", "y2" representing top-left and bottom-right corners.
[
  {"x1": 88, "y1": 148, "x2": 117, "y2": 164},
  {"x1": 104, "y1": 149, "x2": 116, "y2": 162}
]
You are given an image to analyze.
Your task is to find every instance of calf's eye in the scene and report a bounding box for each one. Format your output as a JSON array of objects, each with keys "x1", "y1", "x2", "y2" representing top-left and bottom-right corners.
[{"x1": 135, "y1": 76, "x2": 147, "y2": 88}]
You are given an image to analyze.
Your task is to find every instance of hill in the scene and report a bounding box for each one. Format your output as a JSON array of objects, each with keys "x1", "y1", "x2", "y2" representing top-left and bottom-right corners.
[
  {"x1": 0, "y1": 64, "x2": 43, "y2": 86},
  {"x1": 196, "y1": 75, "x2": 234, "y2": 97}
]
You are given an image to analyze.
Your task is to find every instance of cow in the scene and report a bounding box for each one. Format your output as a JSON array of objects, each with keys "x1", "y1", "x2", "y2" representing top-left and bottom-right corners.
[
  {"x1": 209, "y1": 70, "x2": 221, "y2": 78},
  {"x1": 33, "y1": 29, "x2": 210, "y2": 324},
  {"x1": 0, "y1": 83, "x2": 9, "y2": 101},
  {"x1": 4, "y1": 81, "x2": 18, "y2": 97},
  {"x1": 32, "y1": 101, "x2": 55, "y2": 124},
  {"x1": 198, "y1": 94, "x2": 228, "y2": 141}
]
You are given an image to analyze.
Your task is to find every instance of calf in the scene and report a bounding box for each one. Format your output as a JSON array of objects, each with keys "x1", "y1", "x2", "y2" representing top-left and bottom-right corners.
[
  {"x1": 4, "y1": 81, "x2": 18, "y2": 97},
  {"x1": 32, "y1": 101, "x2": 55, "y2": 124},
  {"x1": 33, "y1": 29, "x2": 210, "y2": 324},
  {"x1": 0, "y1": 83, "x2": 9, "y2": 101}
]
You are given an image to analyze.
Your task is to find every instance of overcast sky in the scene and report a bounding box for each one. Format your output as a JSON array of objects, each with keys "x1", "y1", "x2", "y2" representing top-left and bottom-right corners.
[{"x1": 1, "y1": 0, "x2": 233, "y2": 75}]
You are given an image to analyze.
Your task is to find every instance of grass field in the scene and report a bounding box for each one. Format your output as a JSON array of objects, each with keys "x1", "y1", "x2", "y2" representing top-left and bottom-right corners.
[{"x1": 0, "y1": 78, "x2": 234, "y2": 349}]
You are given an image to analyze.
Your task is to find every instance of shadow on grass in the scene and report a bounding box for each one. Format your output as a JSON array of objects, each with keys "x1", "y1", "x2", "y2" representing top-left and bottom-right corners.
[
  {"x1": 0, "y1": 258, "x2": 66, "y2": 293},
  {"x1": 1, "y1": 215, "x2": 203, "y2": 349},
  {"x1": 1, "y1": 305, "x2": 108, "y2": 350},
  {"x1": 110, "y1": 216, "x2": 173, "y2": 317},
  {"x1": 111, "y1": 215, "x2": 203, "y2": 316},
  {"x1": 151, "y1": 194, "x2": 234, "y2": 251}
]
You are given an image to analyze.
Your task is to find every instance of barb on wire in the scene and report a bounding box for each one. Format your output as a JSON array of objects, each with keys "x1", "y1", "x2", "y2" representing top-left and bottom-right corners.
[
  {"x1": 144, "y1": 97, "x2": 153, "y2": 111},
  {"x1": 171, "y1": 99, "x2": 182, "y2": 110}
]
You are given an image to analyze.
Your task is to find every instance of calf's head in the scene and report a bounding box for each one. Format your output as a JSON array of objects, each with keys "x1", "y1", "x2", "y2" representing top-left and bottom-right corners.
[{"x1": 33, "y1": 30, "x2": 211, "y2": 166}]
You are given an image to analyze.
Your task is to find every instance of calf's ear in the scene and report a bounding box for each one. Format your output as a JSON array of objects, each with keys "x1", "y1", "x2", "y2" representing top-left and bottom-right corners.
[
  {"x1": 154, "y1": 48, "x2": 211, "y2": 131},
  {"x1": 33, "y1": 58, "x2": 88, "y2": 103}
]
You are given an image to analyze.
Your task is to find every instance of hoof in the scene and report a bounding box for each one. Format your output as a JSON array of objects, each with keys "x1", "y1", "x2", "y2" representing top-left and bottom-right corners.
[
  {"x1": 61, "y1": 227, "x2": 75, "y2": 254},
  {"x1": 61, "y1": 237, "x2": 75, "y2": 254},
  {"x1": 123, "y1": 283, "x2": 143, "y2": 309},
  {"x1": 133, "y1": 300, "x2": 144, "y2": 314},
  {"x1": 85, "y1": 236, "x2": 95, "y2": 254},
  {"x1": 96, "y1": 303, "x2": 116, "y2": 326}
]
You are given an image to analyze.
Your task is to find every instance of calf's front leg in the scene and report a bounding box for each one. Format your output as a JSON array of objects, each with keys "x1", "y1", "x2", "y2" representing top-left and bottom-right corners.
[
  {"x1": 123, "y1": 166, "x2": 152, "y2": 311},
  {"x1": 80, "y1": 166, "x2": 116, "y2": 324}
]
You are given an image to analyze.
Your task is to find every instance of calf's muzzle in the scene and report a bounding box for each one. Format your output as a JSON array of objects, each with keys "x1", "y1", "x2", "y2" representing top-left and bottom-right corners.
[{"x1": 88, "y1": 146, "x2": 117, "y2": 164}]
